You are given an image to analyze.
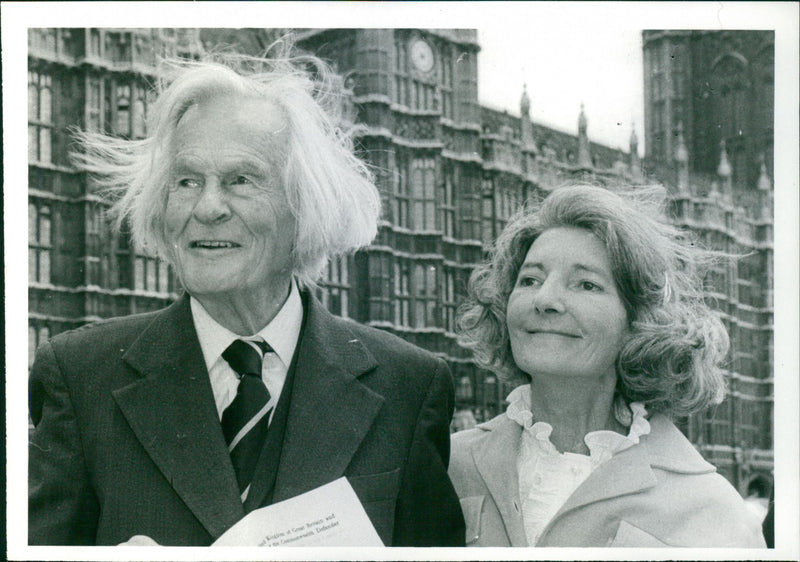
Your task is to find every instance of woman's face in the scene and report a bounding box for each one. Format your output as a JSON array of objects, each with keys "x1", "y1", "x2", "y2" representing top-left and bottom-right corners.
[{"x1": 506, "y1": 226, "x2": 629, "y2": 382}]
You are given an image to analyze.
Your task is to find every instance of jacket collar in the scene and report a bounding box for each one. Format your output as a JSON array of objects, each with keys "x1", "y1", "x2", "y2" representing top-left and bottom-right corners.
[
  {"x1": 547, "y1": 413, "x2": 715, "y2": 527},
  {"x1": 114, "y1": 294, "x2": 245, "y2": 540},
  {"x1": 270, "y1": 291, "x2": 383, "y2": 502},
  {"x1": 641, "y1": 414, "x2": 716, "y2": 473},
  {"x1": 472, "y1": 415, "x2": 528, "y2": 547}
]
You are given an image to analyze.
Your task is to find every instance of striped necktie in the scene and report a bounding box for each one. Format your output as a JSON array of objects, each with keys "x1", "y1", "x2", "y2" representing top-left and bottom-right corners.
[{"x1": 221, "y1": 337, "x2": 273, "y2": 502}]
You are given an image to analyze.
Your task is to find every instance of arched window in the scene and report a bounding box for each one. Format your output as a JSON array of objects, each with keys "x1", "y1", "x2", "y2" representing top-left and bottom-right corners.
[
  {"x1": 132, "y1": 84, "x2": 147, "y2": 138},
  {"x1": 752, "y1": 42, "x2": 774, "y2": 180},
  {"x1": 712, "y1": 52, "x2": 749, "y2": 187},
  {"x1": 28, "y1": 70, "x2": 53, "y2": 163},
  {"x1": 318, "y1": 256, "x2": 351, "y2": 318},
  {"x1": 29, "y1": 201, "x2": 52, "y2": 283},
  {"x1": 410, "y1": 158, "x2": 436, "y2": 231},
  {"x1": 456, "y1": 375, "x2": 474, "y2": 402},
  {"x1": 116, "y1": 83, "x2": 131, "y2": 136}
]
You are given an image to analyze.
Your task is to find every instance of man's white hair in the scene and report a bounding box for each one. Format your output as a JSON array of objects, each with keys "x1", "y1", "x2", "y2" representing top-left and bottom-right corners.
[{"x1": 73, "y1": 46, "x2": 381, "y2": 288}]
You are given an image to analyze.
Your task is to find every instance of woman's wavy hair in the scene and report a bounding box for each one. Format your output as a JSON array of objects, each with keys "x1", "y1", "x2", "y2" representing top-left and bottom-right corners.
[
  {"x1": 71, "y1": 38, "x2": 380, "y2": 288},
  {"x1": 457, "y1": 184, "x2": 730, "y2": 417}
]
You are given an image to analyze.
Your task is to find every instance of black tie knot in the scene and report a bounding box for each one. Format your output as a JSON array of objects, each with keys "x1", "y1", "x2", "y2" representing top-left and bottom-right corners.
[{"x1": 222, "y1": 338, "x2": 272, "y2": 378}]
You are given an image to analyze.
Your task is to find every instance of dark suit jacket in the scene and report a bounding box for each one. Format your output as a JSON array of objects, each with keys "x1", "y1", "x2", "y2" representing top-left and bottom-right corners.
[{"x1": 29, "y1": 291, "x2": 465, "y2": 546}]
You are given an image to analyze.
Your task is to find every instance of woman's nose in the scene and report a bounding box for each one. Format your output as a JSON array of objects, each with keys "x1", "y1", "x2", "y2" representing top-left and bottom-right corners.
[
  {"x1": 192, "y1": 179, "x2": 231, "y2": 224},
  {"x1": 533, "y1": 280, "x2": 565, "y2": 314}
]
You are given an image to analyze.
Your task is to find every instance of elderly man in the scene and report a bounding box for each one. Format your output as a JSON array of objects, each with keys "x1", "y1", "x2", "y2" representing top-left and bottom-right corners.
[{"x1": 28, "y1": 52, "x2": 465, "y2": 546}]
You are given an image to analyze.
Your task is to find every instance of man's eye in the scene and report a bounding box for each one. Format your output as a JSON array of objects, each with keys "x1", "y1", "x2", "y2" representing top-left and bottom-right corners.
[
  {"x1": 230, "y1": 175, "x2": 252, "y2": 186},
  {"x1": 176, "y1": 178, "x2": 201, "y2": 189}
]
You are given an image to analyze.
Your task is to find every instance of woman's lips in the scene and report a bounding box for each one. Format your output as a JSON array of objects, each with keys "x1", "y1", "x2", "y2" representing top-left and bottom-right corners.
[{"x1": 529, "y1": 330, "x2": 581, "y2": 338}]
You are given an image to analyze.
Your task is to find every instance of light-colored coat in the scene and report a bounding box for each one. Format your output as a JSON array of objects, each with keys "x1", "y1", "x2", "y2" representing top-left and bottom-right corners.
[{"x1": 449, "y1": 412, "x2": 766, "y2": 548}]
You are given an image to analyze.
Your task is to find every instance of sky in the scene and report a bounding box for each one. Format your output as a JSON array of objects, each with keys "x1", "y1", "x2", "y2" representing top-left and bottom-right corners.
[
  {"x1": 7, "y1": 2, "x2": 792, "y2": 159},
  {"x1": 478, "y1": 26, "x2": 644, "y2": 155}
]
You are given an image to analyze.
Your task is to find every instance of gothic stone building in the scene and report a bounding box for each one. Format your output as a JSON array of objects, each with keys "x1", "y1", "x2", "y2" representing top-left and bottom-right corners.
[
  {"x1": 27, "y1": 28, "x2": 773, "y2": 495},
  {"x1": 641, "y1": 30, "x2": 774, "y2": 493}
]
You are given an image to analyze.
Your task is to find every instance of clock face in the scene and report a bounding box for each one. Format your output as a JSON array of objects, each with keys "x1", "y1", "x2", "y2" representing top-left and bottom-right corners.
[{"x1": 410, "y1": 39, "x2": 434, "y2": 72}]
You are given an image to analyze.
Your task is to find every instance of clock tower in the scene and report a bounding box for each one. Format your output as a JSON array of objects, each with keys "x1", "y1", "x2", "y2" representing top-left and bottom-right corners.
[
  {"x1": 409, "y1": 36, "x2": 435, "y2": 74},
  {"x1": 296, "y1": 28, "x2": 483, "y2": 386}
]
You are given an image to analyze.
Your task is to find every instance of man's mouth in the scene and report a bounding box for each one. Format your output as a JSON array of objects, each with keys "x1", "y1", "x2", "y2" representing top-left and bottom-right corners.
[{"x1": 189, "y1": 241, "x2": 241, "y2": 249}]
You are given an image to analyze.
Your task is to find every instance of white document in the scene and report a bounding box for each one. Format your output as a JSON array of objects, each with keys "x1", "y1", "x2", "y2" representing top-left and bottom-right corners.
[{"x1": 212, "y1": 477, "x2": 384, "y2": 547}]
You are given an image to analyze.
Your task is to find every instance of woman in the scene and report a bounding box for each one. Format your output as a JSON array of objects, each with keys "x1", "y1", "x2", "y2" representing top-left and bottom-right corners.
[{"x1": 450, "y1": 184, "x2": 766, "y2": 547}]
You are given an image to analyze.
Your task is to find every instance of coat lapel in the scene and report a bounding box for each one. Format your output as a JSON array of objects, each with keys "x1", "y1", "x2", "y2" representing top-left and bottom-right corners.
[
  {"x1": 473, "y1": 416, "x2": 528, "y2": 547},
  {"x1": 549, "y1": 414, "x2": 712, "y2": 523},
  {"x1": 112, "y1": 295, "x2": 244, "y2": 540},
  {"x1": 269, "y1": 295, "x2": 383, "y2": 503},
  {"x1": 552, "y1": 438, "x2": 657, "y2": 520}
]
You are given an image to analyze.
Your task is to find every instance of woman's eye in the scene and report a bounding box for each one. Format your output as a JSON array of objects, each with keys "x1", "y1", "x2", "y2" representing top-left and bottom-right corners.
[
  {"x1": 580, "y1": 281, "x2": 601, "y2": 291},
  {"x1": 518, "y1": 276, "x2": 542, "y2": 288}
]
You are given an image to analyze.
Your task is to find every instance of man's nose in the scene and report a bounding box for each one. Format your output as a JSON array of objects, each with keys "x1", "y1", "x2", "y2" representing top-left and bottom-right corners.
[
  {"x1": 192, "y1": 179, "x2": 231, "y2": 224},
  {"x1": 533, "y1": 279, "x2": 565, "y2": 315}
]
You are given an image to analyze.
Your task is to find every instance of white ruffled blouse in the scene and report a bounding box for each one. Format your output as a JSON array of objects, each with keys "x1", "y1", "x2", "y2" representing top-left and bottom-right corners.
[{"x1": 505, "y1": 384, "x2": 651, "y2": 546}]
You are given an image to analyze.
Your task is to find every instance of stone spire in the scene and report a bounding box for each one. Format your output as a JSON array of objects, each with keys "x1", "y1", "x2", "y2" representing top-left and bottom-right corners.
[
  {"x1": 757, "y1": 154, "x2": 773, "y2": 220},
  {"x1": 717, "y1": 140, "x2": 732, "y2": 197},
  {"x1": 675, "y1": 122, "x2": 689, "y2": 192},
  {"x1": 717, "y1": 140, "x2": 731, "y2": 177},
  {"x1": 578, "y1": 102, "x2": 588, "y2": 134},
  {"x1": 577, "y1": 103, "x2": 592, "y2": 168},
  {"x1": 520, "y1": 84, "x2": 535, "y2": 149},
  {"x1": 629, "y1": 123, "x2": 641, "y2": 179},
  {"x1": 520, "y1": 83, "x2": 530, "y2": 117},
  {"x1": 757, "y1": 155, "x2": 771, "y2": 191}
]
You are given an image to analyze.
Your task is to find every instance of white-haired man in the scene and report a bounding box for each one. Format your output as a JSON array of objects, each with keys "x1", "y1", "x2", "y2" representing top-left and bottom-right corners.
[{"x1": 28, "y1": 53, "x2": 465, "y2": 547}]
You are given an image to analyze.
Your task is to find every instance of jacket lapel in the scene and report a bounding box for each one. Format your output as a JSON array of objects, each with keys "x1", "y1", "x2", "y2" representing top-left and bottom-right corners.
[
  {"x1": 473, "y1": 416, "x2": 528, "y2": 547},
  {"x1": 553, "y1": 437, "x2": 657, "y2": 519},
  {"x1": 269, "y1": 295, "x2": 383, "y2": 503},
  {"x1": 113, "y1": 295, "x2": 244, "y2": 540},
  {"x1": 545, "y1": 414, "x2": 706, "y2": 529}
]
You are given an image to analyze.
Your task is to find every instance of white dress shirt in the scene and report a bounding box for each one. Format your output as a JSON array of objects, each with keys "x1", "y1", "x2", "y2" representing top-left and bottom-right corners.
[{"x1": 190, "y1": 280, "x2": 304, "y2": 420}]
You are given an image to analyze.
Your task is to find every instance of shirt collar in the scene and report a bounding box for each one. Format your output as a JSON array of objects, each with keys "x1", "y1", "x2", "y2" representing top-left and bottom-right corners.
[
  {"x1": 190, "y1": 279, "x2": 304, "y2": 371},
  {"x1": 505, "y1": 383, "x2": 651, "y2": 456}
]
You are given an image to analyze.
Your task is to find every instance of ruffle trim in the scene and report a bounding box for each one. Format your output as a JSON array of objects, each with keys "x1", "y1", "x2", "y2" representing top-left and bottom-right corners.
[{"x1": 505, "y1": 384, "x2": 651, "y2": 461}]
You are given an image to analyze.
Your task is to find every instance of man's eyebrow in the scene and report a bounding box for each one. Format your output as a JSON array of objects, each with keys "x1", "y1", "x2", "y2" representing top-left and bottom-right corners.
[
  {"x1": 169, "y1": 154, "x2": 201, "y2": 172},
  {"x1": 227, "y1": 160, "x2": 269, "y2": 174},
  {"x1": 169, "y1": 160, "x2": 194, "y2": 173},
  {"x1": 169, "y1": 157, "x2": 269, "y2": 175}
]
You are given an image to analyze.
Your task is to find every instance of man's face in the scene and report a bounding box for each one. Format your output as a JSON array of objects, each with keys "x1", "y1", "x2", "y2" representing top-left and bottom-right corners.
[{"x1": 164, "y1": 94, "x2": 296, "y2": 302}]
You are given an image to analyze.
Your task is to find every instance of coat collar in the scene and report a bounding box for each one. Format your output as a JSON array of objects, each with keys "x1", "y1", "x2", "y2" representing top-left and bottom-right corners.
[
  {"x1": 472, "y1": 415, "x2": 528, "y2": 547},
  {"x1": 641, "y1": 414, "x2": 716, "y2": 474},
  {"x1": 113, "y1": 294, "x2": 245, "y2": 540},
  {"x1": 270, "y1": 291, "x2": 383, "y2": 502},
  {"x1": 545, "y1": 413, "x2": 715, "y2": 530}
]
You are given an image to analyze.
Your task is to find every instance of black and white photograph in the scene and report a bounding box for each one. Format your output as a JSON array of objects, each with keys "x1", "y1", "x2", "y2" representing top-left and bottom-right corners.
[{"x1": 4, "y1": 2, "x2": 798, "y2": 560}]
